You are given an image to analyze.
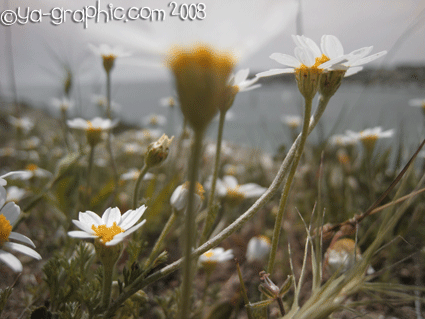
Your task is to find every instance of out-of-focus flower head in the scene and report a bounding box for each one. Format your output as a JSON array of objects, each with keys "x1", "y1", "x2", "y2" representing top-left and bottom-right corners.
[
  {"x1": 67, "y1": 117, "x2": 118, "y2": 147},
  {"x1": 50, "y1": 97, "x2": 74, "y2": 112},
  {"x1": 246, "y1": 235, "x2": 271, "y2": 263},
  {"x1": 89, "y1": 43, "x2": 131, "y2": 73},
  {"x1": 170, "y1": 181, "x2": 205, "y2": 212},
  {"x1": 0, "y1": 172, "x2": 42, "y2": 272},
  {"x1": 346, "y1": 126, "x2": 394, "y2": 152}
]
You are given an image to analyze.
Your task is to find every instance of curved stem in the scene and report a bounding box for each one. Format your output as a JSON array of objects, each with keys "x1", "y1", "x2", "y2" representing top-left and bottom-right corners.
[
  {"x1": 132, "y1": 164, "x2": 150, "y2": 210},
  {"x1": 179, "y1": 129, "x2": 204, "y2": 319},
  {"x1": 104, "y1": 95, "x2": 330, "y2": 318},
  {"x1": 199, "y1": 110, "x2": 226, "y2": 245},
  {"x1": 267, "y1": 96, "x2": 313, "y2": 275}
]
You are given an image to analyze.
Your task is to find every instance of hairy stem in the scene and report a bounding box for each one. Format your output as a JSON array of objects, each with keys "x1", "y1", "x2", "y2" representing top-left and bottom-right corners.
[
  {"x1": 179, "y1": 129, "x2": 204, "y2": 319},
  {"x1": 200, "y1": 110, "x2": 227, "y2": 245},
  {"x1": 267, "y1": 96, "x2": 313, "y2": 274},
  {"x1": 132, "y1": 164, "x2": 150, "y2": 209}
]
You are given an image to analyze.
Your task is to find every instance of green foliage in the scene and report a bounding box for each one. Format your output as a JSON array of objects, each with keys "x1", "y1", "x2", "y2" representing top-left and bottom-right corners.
[{"x1": 0, "y1": 286, "x2": 13, "y2": 315}]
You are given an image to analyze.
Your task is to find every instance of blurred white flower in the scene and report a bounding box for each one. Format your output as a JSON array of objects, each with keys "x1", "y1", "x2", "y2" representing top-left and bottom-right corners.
[
  {"x1": 346, "y1": 126, "x2": 394, "y2": 150},
  {"x1": 7, "y1": 164, "x2": 51, "y2": 180},
  {"x1": 205, "y1": 175, "x2": 266, "y2": 202},
  {"x1": 281, "y1": 115, "x2": 302, "y2": 128},
  {"x1": 329, "y1": 134, "x2": 358, "y2": 147},
  {"x1": 324, "y1": 238, "x2": 374, "y2": 276},
  {"x1": 199, "y1": 247, "x2": 234, "y2": 266},
  {"x1": 122, "y1": 143, "x2": 145, "y2": 155},
  {"x1": 8, "y1": 116, "x2": 34, "y2": 134},
  {"x1": 91, "y1": 94, "x2": 122, "y2": 113},
  {"x1": 0, "y1": 177, "x2": 41, "y2": 272},
  {"x1": 68, "y1": 206, "x2": 147, "y2": 246},
  {"x1": 67, "y1": 117, "x2": 118, "y2": 131},
  {"x1": 142, "y1": 114, "x2": 167, "y2": 127},
  {"x1": 89, "y1": 43, "x2": 132, "y2": 59},
  {"x1": 159, "y1": 96, "x2": 177, "y2": 108},
  {"x1": 6, "y1": 187, "x2": 26, "y2": 203},
  {"x1": 246, "y1": 235, "x2": 271, "y2": 263},
  {"x1": 50, "y1": 97, "x2": 74, "y2": 111},
  {"x1": 228, "y1": 68, "x2": 260, "y2": 93},
  {"x1": 170, "y1": 182, "x2": 205, "y2": 212},
  {"x1": 120, "y1": 169, "x2": 155, "y2": 181}
]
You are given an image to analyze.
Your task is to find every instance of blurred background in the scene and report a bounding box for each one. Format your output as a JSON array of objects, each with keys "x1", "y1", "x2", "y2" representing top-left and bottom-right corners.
[{"x1": 0, "y1": 0, "x2": 424, "y2": 153}]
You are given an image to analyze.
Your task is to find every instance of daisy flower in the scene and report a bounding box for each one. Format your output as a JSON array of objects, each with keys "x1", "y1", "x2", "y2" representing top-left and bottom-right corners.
[
  {"x1": 199, "y1": 247, "x2": 234, "y2": 266},
  {"x1": 170, "y1": 182, "x2": 205, "y2": 212},
  {"x1": 246, "y1": 235, "x2": 271, "y2": 263},
  {"x1": 346, "y1": 126, "x2": 394, "y2": 151},
  {"x1": 6, "y1": 186, "x2": 26, "y2": 203},
  {"x1": 68, "y1": 206, "x2": 147, "y2": 246},
  {"x1": 50, "y1": 97, "x2": 74, "y2": 112},
  {"x1": 142, "y1": 114, "x2": 167, "y2": 127},
  {"x1": 256, "y1": 35, "x2": 344, "y2": 78},
  {"x1": 8, "y1": 116, "x2": 34, "y2": 135},
  {"x1": 67, "y1": 117, "x2": 118, "y2": 131},
  {"x1": 324, "y1": 238, "x2": 374, "y2": 276},
  {"x1": 281, "y1": 115, "x2": 302, "y2": 129},
  {"x1": 120, "y1": 169, "x2": 154, "y2": 181},
  {"x1": 159, "y1": 96, "x2": 177, "y2": 108},
  {"x1": 6, "y1": 164, "x2": 52, "y2": 180},
  {"x1": 205, "y1": 175, "x2": 266, "y2": 205},
  {"x1": 91, "y1": 94, "x2": 122, "y2": 113},
  {"x1": 320, "y1": 35, "x2": 387, "y2": 76},
  {"x1": 0, "y1": 176, "x2": 41, "y2": 272},
  {"x1": 89, "y1": 43, "x2": 131, "y2": 73},
  {"x1": 67, "y1": 117, "x2": 118, "y2": 147},
  {"x1": 228, "y1": 68, "x2": 261, "y2": 93}
]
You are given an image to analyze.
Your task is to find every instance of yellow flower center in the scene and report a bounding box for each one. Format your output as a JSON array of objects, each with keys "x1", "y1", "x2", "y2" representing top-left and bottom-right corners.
[
  {"x1": 204, "y1": 251, "x2": 214, "y2": 258},
  {"x1": 0, "y1": 214, "x2": 12, "y2": 246},
  {"x1": 360, "y1": 133, "x2": 378, "y2": 150},
  {"x1": 102, "y1": 54, "x2": 117, "y2": 62},
  {"x1": 329, "y1": 238, "x2": 360, "y2": 255},
  {"x1": 295, "y1": 54, "x2": 330, "y2": 73},
  {"x1": 182, "y1": 181, "x2": 205, "y2": 201},
  {"x1": 258, "y1": 235, "x2": 271, "y2": 245},
  {"x1": 168, "y1": 98, "x2": 176, "y2": 107},
  {"x1": 91, "y1": 222, "x2": 124, "y2": 244},
  {"x1": 167, "y1": 44, "x2": 235, "y2": 75},
  {"x1": 150, "y1": 116, "x2": 158, "y2": 125},
  {"x1": 226, "y1": 186, "x2": 245, "y2": 205},
  {"x1": 87, "y1": 121, "x2": 101, "y2": 133},
  {"x1": 26, "y1": 164, "x2": 38, "y2": 171}
]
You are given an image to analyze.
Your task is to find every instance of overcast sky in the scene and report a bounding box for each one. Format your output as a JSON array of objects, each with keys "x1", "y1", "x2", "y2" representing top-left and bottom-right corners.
[{"x1": 0, "y1": 0, "x2": 424, "y2": 94}]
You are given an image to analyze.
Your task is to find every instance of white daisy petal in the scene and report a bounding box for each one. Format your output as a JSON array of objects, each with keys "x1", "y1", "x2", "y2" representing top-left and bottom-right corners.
[
  {"x1": 4, "y1": 242, "x2": 42, "y2": 260},
  {"x1": 256, "y1": 68, "x2": 294, "y2": 77},
  {"x1": 234, "y1": 69, "x2": 250, "y2": 85},
  {"x1": 270, "y1": 53, "x2": 300, "y2": 68},
  {"x1": 223, "y1": 176, "x2": 238, "y2": 189},
  {"x1": 321, "y1": 35, "x2": 344, "y2": 59},
  {"x1": 120, "y1": 206, "x2": 147, "y2": 230},
  {"x1": 81, "y1": 211, "x2": 103, "y2": 226},
  {"x1": 0, "y1": 250, "x2": 23, "y2": 272},
  {"x1": 72, "y1": 219, "x2": 95, "y2": 234},
  {"x1": 9, "y1": 232, "x2": 36, "y2": 248},
  {"x1": 68, "y1": 230, "x2": 98, "y2": 239},
  {"x1": 1, "y1": 202, "x2": 20, "y2": 225},
  {"x1": 350, "y1": 51, "x2": 387, "y2": 67}
]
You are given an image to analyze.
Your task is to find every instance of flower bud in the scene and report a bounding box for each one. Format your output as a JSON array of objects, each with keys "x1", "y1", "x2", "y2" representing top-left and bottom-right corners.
[{"x1": 144, "y1": 134, "x2": 174, "y2": 167}]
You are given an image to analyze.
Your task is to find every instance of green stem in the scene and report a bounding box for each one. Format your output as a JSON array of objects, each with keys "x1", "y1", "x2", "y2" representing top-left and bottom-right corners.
[
  {"x1": 267, "y1": 96, "x2": 313, "y2": 275},
  {"x1": 106, "y1": 71, "x2": 112, "y2": 120},
  {"x1": 200, "y1": 110, "x2": 226, "y2": 244},
  {"x1": 143, "y1": 208, "x2": 177, "y2": 269},
  {"x1": 132, "y1": 164, "x2": 150, "y2": 209},
  {"x1": 105, "y1": 70, "x2": 118, "y2": 187},
  {"x1": 103, "y1": 96, "x2": 331, "y2": 318},
  {"x1": 61, "y1": 109, "x2": 70, "y2": 151},
  {"x1": 101, "y1": 260, "x2": 114, "y2": 309},
  {"x1": 179, "y1": 129, "x2": 204, "y2": 319},
  {"x1": 200, "y1": 271, "x2": 212, "y2": 316},
  {"x1": 86, "y1": 145, "x2": 96, "y2": 205}
]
